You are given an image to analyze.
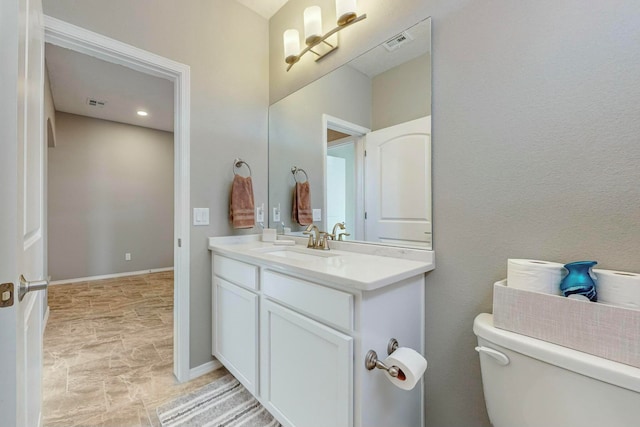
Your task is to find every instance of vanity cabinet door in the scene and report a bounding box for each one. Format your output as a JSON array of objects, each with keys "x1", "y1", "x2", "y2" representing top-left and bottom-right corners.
[
  {"x1": 261, "y1": 299, "x2": 353, "y2": 427},
  {"x1": 213, "y1": 277, "x2": 259, "y2": 394}
]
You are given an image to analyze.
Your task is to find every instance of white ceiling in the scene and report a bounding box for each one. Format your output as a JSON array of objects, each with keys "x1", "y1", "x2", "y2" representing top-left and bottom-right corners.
[
  {"x1": 235, "y1": 0, "x2": 289, "y2": 19},
  {"x1": 348, "y1": 19, "x2": 431, "y2": 78},
  {"x1": 45, "y1": 43, "x2": 174, "y2": 132}
]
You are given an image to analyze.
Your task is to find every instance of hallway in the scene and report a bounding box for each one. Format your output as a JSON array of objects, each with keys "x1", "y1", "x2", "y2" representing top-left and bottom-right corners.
[{"x1": 42, "y1": 272, "x2": 224, "y2": 426}]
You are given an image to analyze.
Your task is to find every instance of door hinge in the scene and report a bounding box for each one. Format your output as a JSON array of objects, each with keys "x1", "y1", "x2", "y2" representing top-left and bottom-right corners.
[
  {"x1": 178, "y1": 238, "x2": 182, "y2": 248},
  {"x1": 0, "y1": 282, "x2": 15, "y2": 308},
  {"x1": 364, "y1": 212, "x2": 368, "y2": 220},
  {"x1": 364, "y1": 150, "x2": 367, "y2": 157}
]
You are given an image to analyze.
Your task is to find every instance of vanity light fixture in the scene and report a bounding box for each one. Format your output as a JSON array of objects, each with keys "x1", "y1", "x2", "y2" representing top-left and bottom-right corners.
[
  {"x1": 283, "y1": 0, "x2": 366, "y2": 71},
  {"x1": 137, "y1": 110, "x2": 148, "y2": 116}
]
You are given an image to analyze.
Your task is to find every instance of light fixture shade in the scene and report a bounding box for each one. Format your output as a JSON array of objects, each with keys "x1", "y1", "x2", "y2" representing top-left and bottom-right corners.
[
  {"x1": 335, "y1": 0, "x2": 357, "y2": 26},
  {"x1": 303, "y1": 6, "x2": 323, "y2": 46},
  {"x1": 283, "y1": 29, "x2": 300, "y2": 64}
]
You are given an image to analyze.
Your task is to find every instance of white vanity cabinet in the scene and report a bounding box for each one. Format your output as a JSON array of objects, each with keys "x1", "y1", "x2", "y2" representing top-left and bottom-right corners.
[
  {"x1": 209, "y1": 238, "x2": 433, "y2": 427},
  {"x1": 261, "y1": 271, "x2": 354, "y2": 427},
  {"x1": 212, "y1": 255, "x2": 259, "y2": 394}
]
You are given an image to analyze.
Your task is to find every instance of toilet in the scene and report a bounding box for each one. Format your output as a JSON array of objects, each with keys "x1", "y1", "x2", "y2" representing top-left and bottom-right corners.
[{"x1": 473, "y1": 313, "x2": 640, "y2": 427}]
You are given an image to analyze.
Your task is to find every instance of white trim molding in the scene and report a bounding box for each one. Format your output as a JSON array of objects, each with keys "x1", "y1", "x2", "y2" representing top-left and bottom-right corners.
[
  {"x1": 189, "y1": 359, "x2": 223, "y2": 381},
  {"x1": 44, "y1": 16, "x2": 192, "y2": 383},
  {"x1": 49, "y1": 267, "x2": 174, "y2": 286}
]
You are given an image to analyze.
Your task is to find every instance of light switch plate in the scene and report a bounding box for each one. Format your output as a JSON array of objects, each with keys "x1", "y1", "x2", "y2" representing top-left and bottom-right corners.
[
  {"x1": 312, "y1": 208, "x2": 322, "y2": 221},
  {"x1": 256, "y1": 205, "x2": 265, "y2": 223},
  {"x1": 193, "y1": 208, "x2": 210, "y2": 226}
]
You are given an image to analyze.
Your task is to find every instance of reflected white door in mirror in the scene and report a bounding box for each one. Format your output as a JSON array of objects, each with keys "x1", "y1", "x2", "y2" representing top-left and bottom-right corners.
[{"x1": 364, "y1": 116, "x2": 431, "y2": 248}]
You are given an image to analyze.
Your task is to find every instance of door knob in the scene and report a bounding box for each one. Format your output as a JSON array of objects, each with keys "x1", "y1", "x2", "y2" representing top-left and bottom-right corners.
[{"x1": 19, "y1": 274, "x2": 48, "y2": 301}]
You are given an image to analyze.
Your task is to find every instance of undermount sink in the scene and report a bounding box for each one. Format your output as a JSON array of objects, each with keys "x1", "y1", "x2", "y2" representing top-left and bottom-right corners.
[{"x1": 252, "y1": 246, "x2": 339, "y2": 261}]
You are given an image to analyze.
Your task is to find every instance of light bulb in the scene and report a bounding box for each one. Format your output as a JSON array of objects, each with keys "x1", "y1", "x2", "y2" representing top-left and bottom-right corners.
[
  {"x1": 283, "y1": 29, "x2": 300, "y2": 65},
  {"x1": 304, "y1": 6, "x2": 322, "y2": 46},
  {"x1": 335, "y1": 0, "x2": 357, "y2": 26}
]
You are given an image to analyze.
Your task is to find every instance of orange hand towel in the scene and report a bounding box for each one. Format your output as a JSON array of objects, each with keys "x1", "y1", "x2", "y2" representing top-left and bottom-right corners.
[
  {"x1": 229, "y1": 175, "x2": 255, "y2": 229},
  {"x1": 292, "y1": 181, "x2": 313, "y2": 226}
]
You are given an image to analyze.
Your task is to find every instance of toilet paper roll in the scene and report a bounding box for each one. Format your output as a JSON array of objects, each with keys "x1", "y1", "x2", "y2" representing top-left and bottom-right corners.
[
  {"x1": 383, "y1": 347, "x2": 427, "y2": 391},
  {"x1": 507, "y1": 259, "x2": 565, "y2": 295},
  {"x1": 593, "y1": 269, "x2": 640, "y2": 310}
]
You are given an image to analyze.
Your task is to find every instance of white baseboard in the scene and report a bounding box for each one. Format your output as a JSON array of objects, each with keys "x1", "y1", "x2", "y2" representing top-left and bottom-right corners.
[
  {"x1": 189, "y1": 359, "x2": 223, "y2": 381},
  {"x1": 49, "y1": 267, "x2": 174, "y2": 285}
]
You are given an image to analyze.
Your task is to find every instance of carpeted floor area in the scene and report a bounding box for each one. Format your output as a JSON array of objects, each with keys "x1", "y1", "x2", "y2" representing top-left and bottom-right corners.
[{"x1": 42, "y1": 271, "x2": 227, "y2": 427}]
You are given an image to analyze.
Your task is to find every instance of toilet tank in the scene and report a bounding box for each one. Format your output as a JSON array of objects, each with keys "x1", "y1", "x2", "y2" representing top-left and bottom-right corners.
[{"x1": 473, "y1": 313, "x2": 640, "y2": 427}]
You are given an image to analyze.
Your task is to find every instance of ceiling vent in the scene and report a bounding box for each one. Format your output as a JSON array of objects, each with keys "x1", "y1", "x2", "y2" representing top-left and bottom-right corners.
[
  {"x1": 383, "y1": 31, "x2": 413, "y2": 51},
  {"x1": 86, "y1": 98, "x2": 106, "y2": 108}
]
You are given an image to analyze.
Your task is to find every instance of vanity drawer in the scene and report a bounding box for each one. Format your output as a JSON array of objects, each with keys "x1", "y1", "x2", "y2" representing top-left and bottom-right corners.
[
  {"x1": 213, "y1": 255, "x2": 258, "y2": 291},
  {"x1": 262, "y1": 270, "x2": 353, "y2": 330}
]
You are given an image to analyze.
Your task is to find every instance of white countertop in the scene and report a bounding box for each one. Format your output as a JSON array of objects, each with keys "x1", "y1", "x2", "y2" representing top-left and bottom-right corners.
[{"x1": 208, "y1": 235, "x2": 435, "y2": 291}]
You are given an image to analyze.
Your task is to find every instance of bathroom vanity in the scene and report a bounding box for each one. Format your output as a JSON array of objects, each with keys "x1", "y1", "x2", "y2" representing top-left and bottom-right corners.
[{"x1": 209, "y1": 235, "x2": 434, "y2": 427}]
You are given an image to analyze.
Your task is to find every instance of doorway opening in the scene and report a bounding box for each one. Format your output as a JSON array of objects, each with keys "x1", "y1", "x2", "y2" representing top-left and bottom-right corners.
[
  {"x1": 44, "y1": 16, "x2": 191, "y2": 383},
  {"x1": 322, "y1": 114, "x2": 369, "y2": 240}
]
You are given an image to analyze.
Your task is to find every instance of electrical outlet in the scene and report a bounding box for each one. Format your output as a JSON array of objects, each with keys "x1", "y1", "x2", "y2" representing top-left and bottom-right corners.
[
  {"x1": 256, "y1": 205, "x2": 265, "y2": 223},
  {"x1": 312, "y1": 209, "x2": 322, "y2": 221},
  {"x1": 273, "y1": 207, "x2": 281, "y2": 222},
  {"x1": 125, "y1": 253, "x2": 131, "y2": 261}
]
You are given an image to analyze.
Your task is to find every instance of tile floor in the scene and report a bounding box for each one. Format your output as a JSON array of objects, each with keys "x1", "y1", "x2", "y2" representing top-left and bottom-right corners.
[{"x1": 43, "y1": 271, "x2": 226, "y2": 427}]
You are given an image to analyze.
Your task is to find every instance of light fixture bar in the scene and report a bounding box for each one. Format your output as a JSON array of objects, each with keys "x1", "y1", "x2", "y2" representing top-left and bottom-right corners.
[{"x1": 286, "y1": 13, "x2": 366, "y2": 72}]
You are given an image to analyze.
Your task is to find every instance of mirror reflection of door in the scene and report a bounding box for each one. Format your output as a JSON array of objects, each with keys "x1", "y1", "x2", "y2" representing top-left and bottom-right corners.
[{"x1": 364, "y1": 116, "x2": 432, "y2": 248}]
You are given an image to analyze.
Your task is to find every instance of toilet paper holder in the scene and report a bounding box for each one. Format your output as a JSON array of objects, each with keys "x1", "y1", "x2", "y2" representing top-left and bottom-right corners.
[{"x1": 365, "y1": 338, "x2": 401, "y2": 377}]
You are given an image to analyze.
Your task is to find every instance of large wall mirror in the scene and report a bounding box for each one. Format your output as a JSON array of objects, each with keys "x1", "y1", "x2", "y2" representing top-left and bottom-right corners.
[{"x1": 269, "y1": 18, "x2": 432, "y2": 250}]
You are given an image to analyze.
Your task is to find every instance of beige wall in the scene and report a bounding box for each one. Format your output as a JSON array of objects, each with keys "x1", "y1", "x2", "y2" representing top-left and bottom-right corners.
[
  {"x1": 48, "y1": 112, "x2": 174, "y2": 280},
  {"x1": 272, "y1": 1, "x2": 640, "y2": 426},
  {"x1": 44, "y1": 0, "x2": 269, "y2": 367}
]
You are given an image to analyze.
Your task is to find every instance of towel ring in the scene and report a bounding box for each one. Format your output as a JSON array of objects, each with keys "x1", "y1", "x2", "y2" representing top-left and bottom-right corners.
[
  {"x1": 233, "y1": 158, "x2": 252, "y2": 177},
  {"x1": 291, "y1": 166, "x2": 308, "y2": 183}
]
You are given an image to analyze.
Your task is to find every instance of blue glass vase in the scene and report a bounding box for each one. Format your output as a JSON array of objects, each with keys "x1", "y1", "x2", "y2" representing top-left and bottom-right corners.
[{"x1": 560, "y1": 261, "x2": 598, "y2": 301}]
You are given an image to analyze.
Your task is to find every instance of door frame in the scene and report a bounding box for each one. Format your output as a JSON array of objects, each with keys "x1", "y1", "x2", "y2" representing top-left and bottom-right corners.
[
  {"x1": 322, "y1": 114, "x2": 369, "y2": 239},
  {"x1": 44, "y1": 16, "x2": 192, "y2": 382}
]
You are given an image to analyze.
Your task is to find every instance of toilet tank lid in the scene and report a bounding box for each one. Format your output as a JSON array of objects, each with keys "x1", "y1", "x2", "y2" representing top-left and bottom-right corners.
[{"x1": 473, "y1": 313, "x2": 640, "y2": 393}]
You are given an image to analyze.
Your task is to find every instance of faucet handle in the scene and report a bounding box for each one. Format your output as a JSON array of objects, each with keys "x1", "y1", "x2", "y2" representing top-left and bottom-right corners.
[
  {"x1": 338, "y1": 232, "x2": 350, "y2": 241},
  {"x1": 317, "y1": 232, "x2": 333, "y2": 250}
]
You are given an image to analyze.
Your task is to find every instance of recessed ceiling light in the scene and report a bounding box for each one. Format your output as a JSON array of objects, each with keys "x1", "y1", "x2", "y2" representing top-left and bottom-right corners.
[{"x1": 137, "y1": 110, "x2": 148, "y2": 116}]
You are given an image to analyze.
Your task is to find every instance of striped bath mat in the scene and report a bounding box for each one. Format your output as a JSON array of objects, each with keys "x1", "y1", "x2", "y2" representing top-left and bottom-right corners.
[{"x1": 157, "y1": 374, "x2": 281, "y2": 427}]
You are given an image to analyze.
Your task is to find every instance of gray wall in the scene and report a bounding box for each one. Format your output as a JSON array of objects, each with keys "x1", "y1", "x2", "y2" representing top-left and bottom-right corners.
[
  {"x1": 372, "y1": 53, "x2": 431, "y2": 130},
  {"x1": 48, "y1": 112, "x2": 174, "y2": 281},
  {"x1": 271, "y1": 1, "x2": 640, "y2": 426},
  {"x1": 44, "y1": 0, "x2": 269, "y2": 368}
]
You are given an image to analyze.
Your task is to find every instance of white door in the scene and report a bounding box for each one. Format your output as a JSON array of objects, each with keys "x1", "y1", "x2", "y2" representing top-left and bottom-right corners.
[
  {"x1": 0, "y1": 0, "x2": 47, "y2": 426},
  {"x1": 364, "y1": 116, "x2": 431, "y2": 248}
]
